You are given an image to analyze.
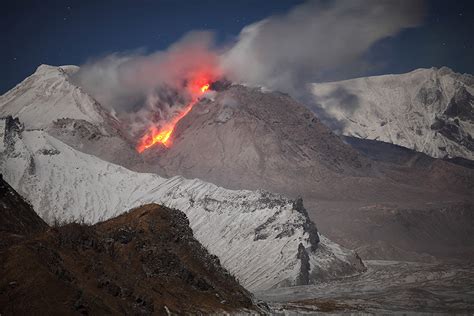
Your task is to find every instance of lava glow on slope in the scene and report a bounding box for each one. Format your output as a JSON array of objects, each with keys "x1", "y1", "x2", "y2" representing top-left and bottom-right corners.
[
  {"x1": 200, "y1": 83, "x2": 210, "y2": 93},
  {"x1": 136, "y1": 80, "x2": 210, "y2": 153}
]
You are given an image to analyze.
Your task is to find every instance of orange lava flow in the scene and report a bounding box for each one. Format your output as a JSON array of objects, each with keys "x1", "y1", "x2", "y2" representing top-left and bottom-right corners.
[
  {"x1": 136, "y1": 82, "x2": 210, "y2": 153},
  {"x1": 201, "y1": 83, "x2": 210, "y2": 93}
]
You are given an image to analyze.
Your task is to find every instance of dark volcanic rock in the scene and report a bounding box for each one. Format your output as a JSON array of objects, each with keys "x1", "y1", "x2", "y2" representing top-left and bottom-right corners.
[
  {"x1": 0, "y1": 174, "x2": 47, "y2": 248},
  {"x1": 296, "y1": 243, "x2": 310, "y2": 286},
  {"x1": 444, "y1": 87, "x2": 474, "y2": 121},
  {"x1": 431, "y1": 117, "x2": 474, "y2": 151}
]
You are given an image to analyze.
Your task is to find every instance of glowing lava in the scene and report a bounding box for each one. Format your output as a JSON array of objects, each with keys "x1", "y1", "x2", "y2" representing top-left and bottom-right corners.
[
  {"x1": 201, "y1": 83, "x2": 210, "y2": 93},
  {"x1": 136, "y1": 82, "x2": 210, "y2": 153}
]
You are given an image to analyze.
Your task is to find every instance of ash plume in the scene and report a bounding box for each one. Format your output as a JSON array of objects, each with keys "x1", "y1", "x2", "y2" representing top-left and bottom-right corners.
[
  {"x1": 71, "y1": 31, "x2": 221, "y2": 138},
  {"x1": 71, "y1": 0, "x2": 425, "y2": 141}
]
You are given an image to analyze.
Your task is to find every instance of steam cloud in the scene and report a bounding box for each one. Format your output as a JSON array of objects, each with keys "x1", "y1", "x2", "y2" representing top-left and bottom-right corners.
[
  {"x1": 222, "y1": 0, "x2": 425, "y2": 95},
  {"x1": 71, "y1": 0, "x2": 425, "y2": 139}
]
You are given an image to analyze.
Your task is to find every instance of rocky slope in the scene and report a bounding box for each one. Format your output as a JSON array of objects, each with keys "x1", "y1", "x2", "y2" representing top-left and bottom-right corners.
[
  {"x1": 151, "y1": 83, "x2": 472, "y2": 198},
  {"x1": 0, "y1": 117, "x2": 365, "y2": 292},
  {"x1": 311, "y1": 67, "x2": 474, "y2": 160},
  {"x1": 0, "y1": 177, "x2": 258, "y2": 314},
  {"x1": 151, "y1": 84, "x2": 373, "y2": 198},
  {"x1": 0, "y1": 174, "x2": 48, "y2": 249}
]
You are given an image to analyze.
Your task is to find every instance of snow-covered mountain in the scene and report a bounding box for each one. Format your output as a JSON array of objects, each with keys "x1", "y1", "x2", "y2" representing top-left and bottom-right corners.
[
  {"x1": 0, "y1": 116, "x2": 364, "y2": 291},
  {"x1": 138, "y1": 80, "x2": 473, "y2": 261},
  {"x1": 0, "y1": 64, "x2": 145, "y2": 170},
  {"x1": 0, "y1": 65, "x2": 107, "y2": 129},
  {"x1": 311, "y1": 67, "x2": 474, "y2": 160},
  {"x1": 2, "y1": 64, "x2": 473, "y2": 262}
]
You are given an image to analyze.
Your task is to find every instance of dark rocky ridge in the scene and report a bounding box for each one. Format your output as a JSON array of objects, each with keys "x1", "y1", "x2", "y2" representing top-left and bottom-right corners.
[
  {"x1": 0, "y1": 174, "x2": 48, "y2": 249},
  {"x1": 2, "y1": 116, "x2": 24, "y2": 154},
  {"x1": 431, "y1": 117, "x2": 474, "y2": 152},
  {"x1": 0, "y1": 177, "x2": 258, "y2": 315},
  {"x1": 444, "y1": 86, "x2": 474, "y2": 122}
]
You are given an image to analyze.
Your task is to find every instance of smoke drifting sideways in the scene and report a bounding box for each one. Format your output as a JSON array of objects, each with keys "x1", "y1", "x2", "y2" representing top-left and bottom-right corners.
[
  {"x1": 71, "y1": 0, "x2": 425, "y2": 146},
  {"x1": 71, "y1": 32, "x2": 222, "y2": 140},
  {"x1": 221, "y1": 0, "x2": 425, "y2": 96}
]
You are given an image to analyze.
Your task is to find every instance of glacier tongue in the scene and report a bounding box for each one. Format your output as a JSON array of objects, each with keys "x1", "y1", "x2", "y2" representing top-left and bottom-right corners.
[{"x1": 0, "y1": 118, "x2": 365, "y2": 291}]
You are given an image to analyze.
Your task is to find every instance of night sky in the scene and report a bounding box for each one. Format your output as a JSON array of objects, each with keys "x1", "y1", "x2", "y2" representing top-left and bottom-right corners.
[{"x1": 1, "y1": 0, "x2": 473, "y2": 94}]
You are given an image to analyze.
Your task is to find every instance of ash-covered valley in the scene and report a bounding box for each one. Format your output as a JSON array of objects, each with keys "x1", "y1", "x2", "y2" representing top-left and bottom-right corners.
[{"x1": 0, "y1": 62, "x2": 473, "y2": 314}]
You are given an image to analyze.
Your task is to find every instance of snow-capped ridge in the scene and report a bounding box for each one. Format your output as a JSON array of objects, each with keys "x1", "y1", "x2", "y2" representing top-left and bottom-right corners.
[
  {"x1": 0, "y1": 117, "x2": 365, "y2": 291},
  {"x1": 312, "y1": 67, "x2": 474, "y2": 160},
  {"x1": 0, "y1": 64, "x2": 108, "y2": 129},
  {"x1": 35, "y1": 63, "x2": 79, "y2": 73}
]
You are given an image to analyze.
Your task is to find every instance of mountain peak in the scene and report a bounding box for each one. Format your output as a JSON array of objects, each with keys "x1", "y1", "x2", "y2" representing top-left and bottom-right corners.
[
  {"x1": 0, "y1": 64, "x2": 105, "y2": 129},
  {"x1": 34, "y1": 64, "x2": 79, "y2": 74},
  {"x1": 35, "y1": 63, "x2": 57, "y2": 72}
]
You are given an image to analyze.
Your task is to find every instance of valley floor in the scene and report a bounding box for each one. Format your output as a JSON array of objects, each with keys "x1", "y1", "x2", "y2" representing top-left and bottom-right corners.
[{"x1": 256, "y1": 260, "x2": 474, "y2": 315}]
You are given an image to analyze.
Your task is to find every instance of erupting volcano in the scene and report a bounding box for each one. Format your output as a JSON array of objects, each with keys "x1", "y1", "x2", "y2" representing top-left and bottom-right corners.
[{"x1": 136, "y1": 79, "x2": 211, "y2": 153}]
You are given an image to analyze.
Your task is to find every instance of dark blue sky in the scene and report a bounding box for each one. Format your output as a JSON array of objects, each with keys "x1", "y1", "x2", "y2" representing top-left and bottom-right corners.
[{"x1": 1, "y1": 0, "x2": 473, "y2": 94}]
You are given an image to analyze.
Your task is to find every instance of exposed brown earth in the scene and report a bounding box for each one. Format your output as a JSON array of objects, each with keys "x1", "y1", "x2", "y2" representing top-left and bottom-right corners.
[{"x1": 0, "y1": 177, "x2": 257, "y2": 315}]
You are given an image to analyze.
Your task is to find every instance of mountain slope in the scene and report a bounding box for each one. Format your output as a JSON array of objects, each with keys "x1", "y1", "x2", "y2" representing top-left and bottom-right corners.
[
  {"x1": 0, "y1": 118, "x2": 365, "y2": 291},
  {"x1": 152, "y1": 84, "x2": 373, "y2": 198},
  {"x1": 144, "y1": 83, "x2": 474, "y2": 260},
  {"x1": 0, "y1": 65, "x2": 105, "y2": 129},
  {"x1": 0, "y1": 64, "x2": 145, "y2": 170},
  {"x1": 150, "y1": 83, "x2": 473, "y2": 202},
  {"x1": 311, "y1": 67, "x2": 474, "y2": 160},
  {"x1": 0, "y1": 187, "x2": 258, "y2": 314},
  {"x1": 0, "y1": 174, "x2": 48, "y2": 249},
  {"x1": 2, "y1": 65, "x2": 473, "y2": 261}
]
